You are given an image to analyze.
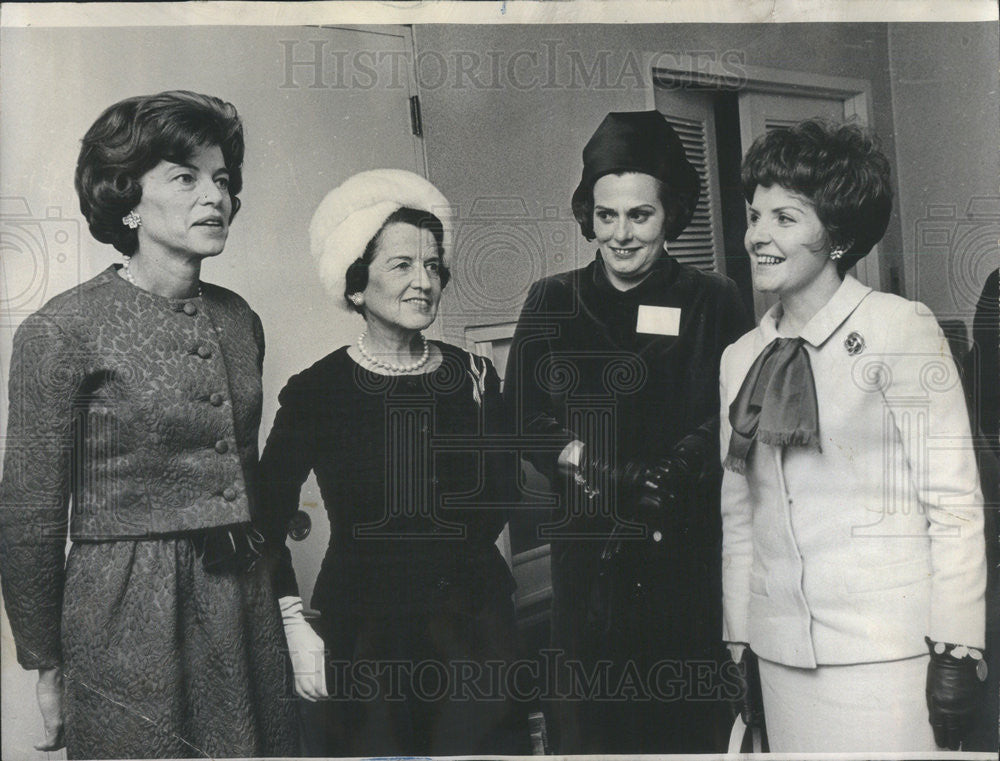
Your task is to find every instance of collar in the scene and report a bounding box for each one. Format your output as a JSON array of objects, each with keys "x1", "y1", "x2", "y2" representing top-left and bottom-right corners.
[
  {"x1": 759, "y1": 275, "x2": 873, "y2": 348},
  {"x1": 590, "y1": 250, "x2": 678, "y2": 297}
]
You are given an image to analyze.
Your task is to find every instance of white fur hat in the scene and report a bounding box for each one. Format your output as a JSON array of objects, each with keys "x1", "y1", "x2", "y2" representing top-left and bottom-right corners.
[{"x1": 309, "y1": 169, "x2": 454, "y2": 310}]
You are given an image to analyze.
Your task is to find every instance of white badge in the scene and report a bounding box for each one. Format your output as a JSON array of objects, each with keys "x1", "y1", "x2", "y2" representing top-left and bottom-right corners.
[{"x1": 636, "y1": 305, "x2": 681, "y2": 336}]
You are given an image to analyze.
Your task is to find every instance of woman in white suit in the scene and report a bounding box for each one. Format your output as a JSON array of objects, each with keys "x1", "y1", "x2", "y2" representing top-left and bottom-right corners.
[{"x1": 720, "y1": 120, "x2": 987, "y2": 752}]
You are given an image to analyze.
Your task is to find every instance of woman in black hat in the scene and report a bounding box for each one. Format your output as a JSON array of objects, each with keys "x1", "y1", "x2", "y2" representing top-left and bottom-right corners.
[{"x1": 504, "y1": 110, "x2": 753, "y2": 753}]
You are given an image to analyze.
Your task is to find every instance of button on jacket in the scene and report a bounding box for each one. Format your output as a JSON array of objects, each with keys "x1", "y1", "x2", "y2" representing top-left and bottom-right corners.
[
  {"x1": 0, "y1": 265, "x2": 263, "y2": 668},
  {"x1": 719, "y1": 276, "x2": 986, "y2": 668}
]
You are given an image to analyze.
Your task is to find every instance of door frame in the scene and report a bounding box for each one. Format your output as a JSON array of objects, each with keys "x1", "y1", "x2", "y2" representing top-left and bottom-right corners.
[
  {"x1": 641, "y1": 54, "x2": 873, "y2": 122},
  {"x1": 640, "y1": 54, "x2": 881, "y2": 291}
]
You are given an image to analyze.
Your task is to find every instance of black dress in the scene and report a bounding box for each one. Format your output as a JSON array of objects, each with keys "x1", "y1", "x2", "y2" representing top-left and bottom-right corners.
[
  {"x1": 503, "y1": 252, "x2": 753, "y2": 754},
  {"x1": 259, "y1": 341, "x2": 528, "y2": 756}
]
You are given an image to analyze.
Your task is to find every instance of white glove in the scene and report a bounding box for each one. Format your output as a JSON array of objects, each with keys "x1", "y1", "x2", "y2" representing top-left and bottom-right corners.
[{"x1": 280, "y1": 596, "x2": 328, "y2": 701}]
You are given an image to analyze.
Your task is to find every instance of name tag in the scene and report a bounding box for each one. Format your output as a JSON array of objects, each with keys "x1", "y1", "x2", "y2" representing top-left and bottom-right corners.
[{"x1": 636, "y1": 305, "x2": 681, "y2": 336}]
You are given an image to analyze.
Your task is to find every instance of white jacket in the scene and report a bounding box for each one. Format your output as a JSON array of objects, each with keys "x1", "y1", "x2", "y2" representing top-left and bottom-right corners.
[{"x1": 719, "y1": 276, "x2": 986, "y2": 668}]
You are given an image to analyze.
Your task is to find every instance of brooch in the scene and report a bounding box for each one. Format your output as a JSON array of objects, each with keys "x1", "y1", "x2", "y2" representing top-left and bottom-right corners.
[{"x1": 844, "y1": 331, "x2": 865, "y2": 355}]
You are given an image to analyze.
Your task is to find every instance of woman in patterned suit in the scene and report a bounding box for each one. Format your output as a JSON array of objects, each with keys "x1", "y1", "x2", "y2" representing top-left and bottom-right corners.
[{"x1": 0, "y1": 91, "x2": 297, "y2": 758}]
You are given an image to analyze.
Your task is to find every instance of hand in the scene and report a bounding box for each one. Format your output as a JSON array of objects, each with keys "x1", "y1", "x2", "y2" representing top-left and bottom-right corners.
[
  {"x1": 280, "y1": 597, "x2": 328, "y2": 702},
  {"x1": 34, "y1": 667, "x2": 65, "y2": 751},
  {"x1": 625, "y1": 434, "x2": 706, "y2": 518},
  {"x1": 286, "y1": 623, "x2": 328, "y2": 701},
  {"x1": 625, "y1": 455, "x2": 695, "y2": 519},
  {"x1": 566, "y1": 438, "x2": 703, "y2": 542},
  {"x1": 567, "y1": 451, "x2": 691, "y2": 510},
  {"x1": 726, "y1": 643, "x2": 765, "y2": 730},
  {"x1": 925, "y1": 637, "x2": 987, "y2": 750}
]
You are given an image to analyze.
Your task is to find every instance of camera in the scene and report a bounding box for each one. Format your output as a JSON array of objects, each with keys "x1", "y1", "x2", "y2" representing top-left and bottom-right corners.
[{"x1": 1, "y1": 197, "x2": 81, "y2": 325}]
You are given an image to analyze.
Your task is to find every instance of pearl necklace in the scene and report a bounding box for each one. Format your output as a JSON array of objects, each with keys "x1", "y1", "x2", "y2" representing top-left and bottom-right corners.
[
  {"x1": 121, "y1": 256, "x2": 203, "y2": 297},
  {"x1": 357, "y1": 331, "x2": 429, "y2": 374}
]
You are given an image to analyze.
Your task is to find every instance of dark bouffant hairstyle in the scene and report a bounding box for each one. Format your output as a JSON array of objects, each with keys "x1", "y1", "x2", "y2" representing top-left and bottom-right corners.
[
  {"x1": 75, "y1": 90, "x2": 244, "y2": 256},
  {"x1": 741, "y1": 119, "x2": 893, "y2": 276},
  {"x1": 572, "y1": 175, "x2": 697, "y2": 244},
  {"x1": 344, "y1": 206, "x2": 450, "y2": 314}
]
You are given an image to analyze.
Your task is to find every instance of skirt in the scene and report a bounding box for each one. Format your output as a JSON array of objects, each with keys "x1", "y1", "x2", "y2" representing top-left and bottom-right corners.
[
  {"x1": 311, "y1": 575, "x2": 529, "y2": 757},
  {"x1": 758, "y1": 654, "x2": 937, "y2": 752},
  {"x1": 60, "y1": 537, "x2": 298, "y2": 759}
]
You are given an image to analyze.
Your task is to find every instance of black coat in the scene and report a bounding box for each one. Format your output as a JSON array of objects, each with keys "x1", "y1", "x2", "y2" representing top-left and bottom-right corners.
[
  {"x1": 503, "y1": 252, "x2": 752, "y2": 753},
  {"x1": 504, "y1": 252, "x2": 751, "y2": 566}
]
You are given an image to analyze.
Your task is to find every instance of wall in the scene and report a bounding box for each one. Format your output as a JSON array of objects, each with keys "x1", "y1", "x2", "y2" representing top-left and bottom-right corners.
[
  {"x1": 412, "y1": 23, "x2": 906, "y2": 344},
  {"x1": 889, "y1": 22, "x2": 1000, "y2": 329}
]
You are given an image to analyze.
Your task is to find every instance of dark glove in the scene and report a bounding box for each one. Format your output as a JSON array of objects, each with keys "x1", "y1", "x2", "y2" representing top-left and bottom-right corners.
[
  {"x1": 925, "y1": 636, "x2": 988, "y2": 750},
  {"x1": 573, "y1": 440, "x2": 700, "y2": 516},
  {"x1": 642, "y1": 433, "x2": 711, "y2": 500},
  {"x1": 626, "y1": 454, "x2": 697, "y2": 521},
  {"x1": 727, "y1": 643, "x2": 766, "y2": 730}
]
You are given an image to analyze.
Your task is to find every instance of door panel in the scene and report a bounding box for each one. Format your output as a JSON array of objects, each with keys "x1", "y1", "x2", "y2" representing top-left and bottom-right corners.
[{"x1": 738, "y1": 91, "x2": 845, "y2": 148}]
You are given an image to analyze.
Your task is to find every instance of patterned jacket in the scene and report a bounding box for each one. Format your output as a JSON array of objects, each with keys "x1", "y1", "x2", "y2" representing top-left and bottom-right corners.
[{"x1": 0, "y1": 265, "x2": 264, "y2": 668}]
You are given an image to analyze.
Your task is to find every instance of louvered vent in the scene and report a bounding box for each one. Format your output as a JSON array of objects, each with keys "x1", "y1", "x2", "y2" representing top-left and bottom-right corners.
[
  {"x1": 764, "y1": 118, "x2": 798, "y2": 131},
  {"x1": 661, "y1": 115, "x2": 718, "y2": 272}
]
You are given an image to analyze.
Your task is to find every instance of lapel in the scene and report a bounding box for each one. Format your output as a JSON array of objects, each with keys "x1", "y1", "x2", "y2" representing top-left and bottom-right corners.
[{"x1": 755, "y1": 275, "x2": 873, "y2": 351}]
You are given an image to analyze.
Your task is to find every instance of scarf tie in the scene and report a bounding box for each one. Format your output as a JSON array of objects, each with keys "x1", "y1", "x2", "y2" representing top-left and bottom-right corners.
[{"x1": 724, "y1": 337, "x2": 821, "y2": 474}]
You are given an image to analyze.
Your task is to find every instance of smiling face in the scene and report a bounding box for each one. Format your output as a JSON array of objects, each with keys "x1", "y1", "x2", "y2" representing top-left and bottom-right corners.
[
  {"x1": 133, "y1": 143, "x2": 232, "y2": 261},
  {"x1": 361, "y1": 221, "x2": 443, "y2": 337},
  {"x1": 745, "y1": 184, "x2": 838, "y2": 300},
  {"x1": 592, "y1": 172, "x2": 669, "y2": 290}
]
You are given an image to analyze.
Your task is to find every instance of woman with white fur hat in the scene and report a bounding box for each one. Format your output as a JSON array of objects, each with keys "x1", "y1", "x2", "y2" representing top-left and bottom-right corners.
[{"x1": 258, "y1": 169, "x2": 528, "y2": 756}]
